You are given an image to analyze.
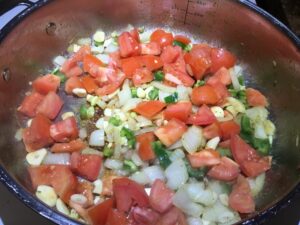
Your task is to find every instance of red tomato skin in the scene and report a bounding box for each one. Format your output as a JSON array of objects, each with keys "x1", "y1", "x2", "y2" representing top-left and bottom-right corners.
[
  {"x1": 131, "y1": 207, "x2": 160, "y2": 225},
  {"x1": 160, "y1": 45, "x2": 181, "y2": 64},
  {"x1": 120, "y1": 57, "x2": 143, "y2": 78},
  {"x1": 95, "y1": 71, "x2": 125, "y2": 96},
  {"x1": 188, "y1": 149, "x2": 221, "y2": 168},
  {"x1": 51, "y1": 139, "x2": 86, "y2": 153},
  {"x1": 136, "y1": 132, "x2": 156, "y2": 161},
  {"x1": 65, "y1": 76, "x2": 84, "y2": 94},
  {"x1": 130, "y1": 28, "x2": 140, "y2": 42},
  {"x1": 83, "y1": 54, "x2": 105, "y2": 75},
  {"x1": 150, "y1": 29, "x2": 174, "y2": 48},
  {"x1": 87, "y1": 198, "x2": 114, "y2": 225},
  {"x1": 49, "y1": 116, "x2": 78, "y2": 143},
  {"x1": 219, "y1": 120, "x2": 240, "y2": 140},
  {"x1": 208, "y1": 67, "x2": 231, "y2": 86},
  {"x1": 207, "y1": 80, "x2": 230, "y2": 104},
  {"x1": 23, "y1": 114, "x2": 53, "y2": 151},
  {"x1": 32, "y1": 74, "x2": 61, "y2": 95},
  {"x1": 163, "y1": 102, "x2": 192, "y2": 123},
  {"x1": 71, "y1": 152, "x2": 102, "y2": 181},
  {"x1": 154, "y1": 118, "x2": 187, "y2": 147},
  {"x1": 191, "y1": 85, "x2": 219, "y2": 106},
  {"x1": 118, "y1": 32, "x2": 141, "y2": 58},
  {"x1": 18, "y1": 92, "x2": 44, "y2": 117},
  {"x1": 81, "y1": 75, "x2": 99, "y2": 94},
  {"x1": 65, "y1": 66, "x2": 83, "y2": 78},
  {"x1": 174, "y1": 35, "x2": 191, "y2": 45},
  {"x1": 203, "y1": 122, "x2": 221, "y2": 139},
  {"x1": 208, "y1": 157, "x2": 240, "y2": 181},
  {"x1": 210, "y1": 48, "x2": 236, "y2": 73},
  {"x1": 141, "y1": 55, "x2": 164, "y2": 71},
  {"x1": 140, "y1": 42, "x2": 161, "y2": 55},
  {"x1": 113, "y1": 178, "x2": 149, "y2": 213},
  {"x1": 187, "y1": 104, "x2": 217, "y2": 126},
  {"x1": 150, "y1": 179, "x2": 174, "y2": 213},
  {"x1": 229, "y1": 175, "x2": 255, "y2": 213},
  {"x1": 36, "y1": 91, "x2": 63, "y2": 120},
  {"x1": 134, "y1": 100, "x2": 166, "y2": 119},
  {"x1": 246, "y1": 88, "x2": 268, "y2": 107},
  {"x1": 132, "y1": 68, "x2": 154, "y2": 86},
  {"x1": 106, "y1": 209, "x2": 130, "y2": 225}
]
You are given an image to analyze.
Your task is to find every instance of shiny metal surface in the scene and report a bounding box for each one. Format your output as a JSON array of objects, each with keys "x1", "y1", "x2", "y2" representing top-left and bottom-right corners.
[{"x1": 0, "y1": 0, "x2": 299, "y2": 224}]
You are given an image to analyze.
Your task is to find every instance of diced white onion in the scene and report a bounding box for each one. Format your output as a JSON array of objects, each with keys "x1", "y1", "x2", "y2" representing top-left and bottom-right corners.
[
  {"x1": 142, "y1": 165, "x2": 166, "y2": 184},
  {"x1": 135, "y1": 115, "x2": 152, "y2": 127},
  {"x1": 118, "y1": 79, "x2": 132, "y2": 106},
  {"x1": 134, "y1": 127, "x2": 156, "y2": 136},
  {"x1": 93, "y1": 179, "x2": 103, "y2": 195},
  {"x1": 130, "y1": 171, "x2": 151, "y2": 185},
  {"x1": 167, "y1": 140, "x2": 183, "y2": 150},
  {"x1": 43, "y1": 153, "x2": 70, "y2": 165},
  {"x1": 182, "y1": 126, "x2": 203, "y2": 153},
  {"x1": 36, "y1": 185, "x2": 57, "y2": 207},
  {"x1": 202, "y1": 201, "x2": 237, "y2": 224},
  {"x1": 139, "y1": 30, "x2": 152, "y2": 43},
  {"x1": 82, "y1": 148, "x2": 102, "y2": 156},
  {"x1": 211, "y1": 106, "x2": 224, "y2": 118},
  {"x1": 104, "y1": 159, "x2": 123, "y2": 170},
  {"x1": 131, "y1": 153, "x2": 144, "y2": 166},
  {"x1": 245, "y1": 107, "x2": 268, "y2": 122},
  {"x1": 159, "y1": 91, "x2": 170, "y2": 102},
  {"x1": 77, "y1": 37, "x2": 92, "y2": 46},
  {"x1": 177, "y1": 85, "x2": 190, "y2": 101},
  {"x1": 254, "y1": 122, "x2": 267, "y2": 139},
  {"x1": 151, "y1": 81, "x2": 176, "y2": 93},
  {"x1": 56, "y1": 198, "x2": 70, "y2": 215},
  {"x1": 169, "y1": 149, "x2": 185, "y2": 162},
  {"x1": 104, "y1": 44, "x2": 118, "y2": 53},
  {"x1": 226, "y1": 97, "x2": 245, "y2": 114},
  {"x1": 61, "y1": 112, "x2": 75, "y2": 120},
  {"x1": 187, "y1": 217, "x2": 203, "y2": 225},
  {"x1": 263, "y1": 120, "x2": 276, "y2": 136},
  {"x1": 206, "y1": 137, "x2": 220, "y2": 150},
  {"x1": 122, "y1": 98, "x2": 142, "y2": 112},
  {"x1": 91, "y1": 45, "x2": 104, "y2": 54},
  {"x1": 70, "y1": 194, "x2": 88, "y2": 207},
  {"x1": 165, "y1": 159, "x2": 188, "y2": 190},
  {"x1": 14, "y1": 128, "x2": 23, "y2": 141},
  {"x1": 93, "y1": 30, "x2": 105, "y2": 43},
  {"x1": 53, "y1": 55, "x2": 66, "y2": 67},
  {"x1": 165, "y1": 73, "x2": 182, "y2": 85},
  {"x1": 186, "y1": 182, "x2": 217, "y2": 206},
  {"x1": 72, "y1": 88, "x2": 87, "y2": 98},
  {"x1": 89, "y1": 130, "x2": 105, "y2": 147},
  {"x1": 96, "y1": 54, "x2": 110, "y2": 64},
  {"x1": 229, "y1": 68, "x2": 241, "y2": 90},
  {"x1": 219, "y1": 194, "x2": 229, "y2": 206},
  {"x1": 26, "y1": 148, "x2": 48, "y2": 166},
  {"x1": 248, "y1": 172, "x2": 265, "y2": 196},
  {"x1": 79, "y1": 128, "x2": 88, "y2": 139}
]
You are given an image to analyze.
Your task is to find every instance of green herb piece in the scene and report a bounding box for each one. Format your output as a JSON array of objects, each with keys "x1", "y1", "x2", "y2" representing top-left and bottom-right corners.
[
  {"x1": 216, "y1": 148, "x2": 232, "y2": 158},
  {"x1": 241, "y1": 115, "x2": 253, "y2": 134},
  {"x1": 52, "y1": 68, "x2": 67, "y2": 83},
  {"x1": 131, "y1": 87, "x2": 138, "y2": 98},
  {"x1": 173, "y1": 40, "x2": 186, "y2": 49},
  {"x1": 151, "y1": 141, "x2": 172, "y2": 169},
  {"x1": 120, "y1": 127, "x2": 136, "y2": 149},
  {"x1": 252, "y1": 138, "x2": 270, "y2": 155},
  {"x1": 228, "y1": 89, "x2": 248, "y2": 106},
  {"x1": 194, "y1": 80, "x2": 205, "y2": 87},
  {"x1": 238, "y1": 76, "x2": 245, "y2": 86},
  {"x1": 103, "y1": 146, "x2": 113, "y2": 157},
  {"x1": 148, "y1": 88, "x2": 159, "y2": 100},
  {"x1": 154, "y1": 70, "x2": 165, "y2": 81},
  {"x1": 183, "y1": 158, "x2": 207, "y2": 180},
  {"x1": 164, "y1": 92, "x2": 178, "y2": 104},
  {"x1": 79, "y1": 105, "x2": 88, "y2": 120},
  {"x1": 123, "y1": 160, "x2": 138, "y2": 173},
  {"x1": 109, "y1": 116, "x2": 121, "y2": 126},
  {"x1": 184, "y1": 43, "x2": 193, "y2": 52},
  {"x1": 87, "y1": 106, "x2": 95, "y2": 119}
]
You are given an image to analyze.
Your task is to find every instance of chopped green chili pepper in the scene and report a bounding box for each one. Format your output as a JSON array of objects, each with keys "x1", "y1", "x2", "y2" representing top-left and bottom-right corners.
[
  {"x1": 79, "y1": 105, "x2": 88, "y2": 120},
  {"x1": 120, "y1": 127, "x2": 136, "y2": 149},
  {"x1": 216, "y1": 147, "x2": 232, "y2": 158},
  {"x1": 173, "y1": 40, "x2": 186, "y2": 49},
  {"x1": 148, "y1": 88, "x2": 159, "y2": 100},
  {"x1": 183, "y1": 158, "x2": 207, "y2": 180},
  {"x1": 52, "y1": 68, "x2": 67, "y2": 83},
  {"x1": 252, "y1": 138, "x2": 270, "y2": 155},
  {"x1": 194, "y1": 80, "x2": 205, "y2": 87},
  {"x1": 241, "y1": 115, "x2": 253, "y2": 134},
  {"x1": 131, "y1": 87, "x2": 138, "y2": 98},
  {"x1": 154, "y1": 70, "x2": 165, "y2": 81},
  {"x1": 164, "y1": 92, "x2": 178, "y2": 104},
  {"x1": 238, "y1": 76, "x2": 245, "y2": 86},
  {"x1": 123, "y1": 160, "x2": 138, "y2": 173},
  {"x1": 151, "y1": 141, "x2": 171, "y2": 169},
  {"x1": 103, "y1": 146, "x2": 113, "y2": 157},
  {"x1": 109, "y1": 116, "x2": 121, "y2": 126}
]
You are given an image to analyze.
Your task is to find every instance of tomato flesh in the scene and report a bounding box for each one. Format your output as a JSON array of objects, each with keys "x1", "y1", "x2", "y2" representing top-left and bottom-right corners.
[
  {"x1": 36, "y1": 91, "x2": 64, "y2": 120},
  {"x1": 191, "y1": 85, "x2": 219, "y2": 106},
  {"x1": 150, "y1": 179, "x2": 174, "y2": 213},
  {"x1": 219, "y1": 120, "x2": 240, "y2": 140},
  {"x1": 203, "y1": 122, "x2": 221, "y2": 139},
  {"x1": 246, "y1": 88, "x2": 268, "y2": 107},
  {"x1": 137, "y1": 132, "x2": 156, "y2": 161},
  {"x1": 131, "y1": 207, "x2": 160, "y2": 225},
  {"x1": 132, "y1": 68, "x2": 154, "y2": 86},
  {"x1": 51, "y1": 139, "x2": 86, "y2": 153},
  {"x1": 150, "y1": 29, "x2": 174, "y2": 48},
  {"x1": 188, "y1": 149, "x2": 221, "y2": 168},
  {"x1": 160, "y1": 45, "x2": 181, "y2": 64},
  {"x1": 65, "y1": 76, "x2": 84, "y2": 94},
  {"x1": 49, "y1": 116, "x2": 78, "y2": 143},
  {"x1": 210, "y1": 48, "x2": 236, "y2": 73},
  {"x1": 118, "y1": 32, "x2": 141, "y2": 58},
  {"x1": 140, "y1": 42, "x2": 161, "y2": 55},
  {"x1": 87, "y1": 198, "x2": 114, "y2": 225},
  {"x1": 208, "y1": 157, "x2": 240, "y2": 181},
  {"x1": 32, "y1": 74, "x2": 61, "y2": 95},
  {"x1": 134, "y1": 100, "x2": 166, "y2": 119},
  {"x1": 18, "y1": 92, "x2": 44, "y2": 118},
  {"x1": 163, "y1": 102, "x2": 192, "y2": 123},
  {"x1": 187, "y1": 104, "x2": 216, "y2": 126}
]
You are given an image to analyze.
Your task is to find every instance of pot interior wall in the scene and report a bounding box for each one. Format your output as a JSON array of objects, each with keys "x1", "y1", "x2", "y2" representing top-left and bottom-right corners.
[{"x1": 0, "y1": 0, "x2": 300, "y2": 222}]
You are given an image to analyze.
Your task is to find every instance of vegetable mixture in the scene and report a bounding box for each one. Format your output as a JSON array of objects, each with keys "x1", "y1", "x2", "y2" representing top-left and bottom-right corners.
[{"x1": 16, "y1": 26, "x2": 276, "y2": 225}]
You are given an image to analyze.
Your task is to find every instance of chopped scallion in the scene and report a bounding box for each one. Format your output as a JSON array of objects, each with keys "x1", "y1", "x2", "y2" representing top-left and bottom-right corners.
[
  {"x1": 120, "y1": 127, "x2": 136, "y2": 149},
  {"x1": 194, "y1": 80, "x2": 205, "y2": 87},
  {"x1": 151, "y1": 141, "x2": 171, "y2": 169},
  {"x1": 154, "y1": 70, "x2": 165, "y2": 81},
  {"x1": 164, "y1": 92, "x2": 178, "y2": 104},
  {"x1": 131, "y1": 87, "x2": 138, "y2": 98},
  {"x1": 173, "y1": 40, "x2": 186, "y2": 49},
  {"x1": 109, "y1": 116, "x2": 122, "y2": 126},
  {"x1": 103, "y1": 146, "x2": 113, "y2": 157},
  {"x1": 123, "y1": 160, "x2": 138, "y2": 173},
  {"x1": 148, "y1": 87, "x2": 159, "y2": 100}
]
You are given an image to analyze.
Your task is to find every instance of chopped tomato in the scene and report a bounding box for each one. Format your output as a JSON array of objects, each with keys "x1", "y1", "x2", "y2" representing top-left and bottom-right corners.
[
  {"x1": 36, "y1": 91, "x2": 63, "y2": 120},
  {"x1": 231, "y1": 135, "x2": 271, "y2": 177},
  {"x1": 65, "y1": 66, "x2": 83, "y2": 78},
  {"x1": 28, "y1": 165, "x2": 77, "y2": 203},
  {"x1": 157, "y1": 207, "x2": 187, "y2": 225},
  {"x1": 140, "y1": 42, "x2": 161, "y2": 55},
  {"x1": 246, "y1": 88, "x2": 268, "y2": 107},
  {"x1": 208, "y1": 67, "x2": 231, "y2": 86},
  {"x1": 141, "y1": 55, "x2": 164, "y2": 71},
  {"x1": 188, "y1": 149, "x2": 221, "y2": 168},
  {"x1": 120, "y1": 57, "x2": 143, "y2": 78},
  {"x1": 219, "y1": 120, "x2": 240, "y2": 140},
  {"x1": 65, "y1": 76, "x2": 84, "y2": 94},
  {"x1": 184, "y1": 44, "x2": 212, "y2": 80},
  {"x1": 131, "y1": 207, "x2": 160, "y2": 225},
  {"x1": 71, "y1": 152, "x2": 102, "y2": 181},
  {"x1": 95, "y1": 71, "x2": 125, "y2": 96},
  {"x1": 81, "y1": 75, "x2": 99, "y2": 94},
  {"x1": 106, "y1": 209, "x2": 129, "y2": 225},
  {"x1": 133, "y1": 100, "x2": 166, "y2": 119},
  {"x1": 191, "y1": 85, "x2": 219, "y2": 106},
  {"x1": 22, "y1": 113, "x2": 53, "y2": 151},
  {"x1": 154, "y1": 118, "x2": 187, "y2": 147},
  {"x1": 210, "y1": 48, "x2": 236, "y2": 73},
  {"x1": 51, "y1": 139, "x2": 86, "y2": 153},
  {"x1": 150, "y1": 179, "x2": 174, "y2": 213},
  {"x1": 87, "y1": 198, "x2": 114, "y2": 225},
  {"x1": 229, "y1": 175, "x2": 255, "y2": 213},
  {"x1": 83, "y1": 54, "x2": 105, "y2": 75},
  {"x1": 49, "y1": 116, "x2": 78, "y2": 142},
  {"x1": 136, "y1": 132, "x2": 156, "y2": 161},
  {"x1": 208, "y1": 157, "x2": 240, "y2": 181},
  {"x1": 118, "y1": 32, "x2": 141, "y2": 58},
  {"x1": 219, "y1": 139, "x2": 231, "y2": 148},
  {"x1": 163, "y1": 102, "x2": 192, "y2": 122},
  {"x1": 160, "y1": 45, "x2": 181, "y2": 64},
  {"x1": 207, "y1": 80, "x2": 230, "y2": 104},
  {"x1": 132, "y1": 68, "x2": 154, "y2": 86},
  {"x1": 187, "y1": 104, "x2": 216, "y2": 126},
  {"x1": 174, "y1": 35, "x2": 191, "y2": 45},
  {"x1": 32, "y1": 74, "x2": 61, "y2": 95},
  {"x1": 203, "y1": 122, "x2": 221, "y2": 139},
  {"x1": 18, "y1": 92, "x2": 44, "y2": 117},
  {"x1": 113, "y1": 178, "x2": 149, "y2": 213},
  {"x1": 109, "y1": 51, "x2": 121, "y2": 69},
  {"x1": 150, "y1": 29, "x2": 174, "y2": 48},
  {"x1": 130, "y1": 28, "x2": 140, "y2": 42}
]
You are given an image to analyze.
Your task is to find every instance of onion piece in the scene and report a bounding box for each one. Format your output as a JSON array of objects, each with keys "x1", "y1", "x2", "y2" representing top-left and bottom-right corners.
[
  {"x1": 53, "y1": 55, "x2": 66, "y2": 67},
  {"x1": 89, "y1": 130, "x2": 105, "y2": 147},
  {"x1": 167, "y1": 140, "x2": 183, "y2": 150},
  {"x1": 118, "y1": 79, "x2": 131, "y2": 106},
  {"x1": 104, "y1": 43, "x2": 118, "y2": 53},
  {"x1": 134, "y1": 127, "x2": 156, "y2": 136},
  {"x1": 122, "y1": 98, "x2": 142, "y2": 112},
  {"x1": 79, "y1": 128, "x2": 88, "y2": 139},
  {"x1": 177, "y1": 85, "x2": 191, "y2": 101},
  {"x1": 165, "y1": 159, "x2": 188, "y2": 190},
  {"x1": 14, "y1": 128, "x2": 23, "y2": 141},
  {"x1": 245, "y1": 106, "x2": 268, "y2": 122},
  {"x1": 182, "y1": 126, "x2": 203, "y2": 154},
  {"x1": 104, "y1": 159, "x2": 123, "y2": 170},
  {"x1": 185, "y1": 182, "x2": 217, "y2": 206},
  {"x1": 229, "y1": 66, "x2": 242, "y2": 90},
  {"x1": 151, "y1": 81, "x2": 176, "y2": 93},
  {"x1": 43, "y1": 153, "x2": 70, "y2": 165},
  {"x1": 186, "y1": 217, "x2": 203, "y2": 225},
  {"x1": 96, "y1": 54, "x2": 110, "y2": 64},
  {"x1": 248, "y1": 172, "x2": 265, "y2": 197},
  {"x1": 130, "y1": 171, "x2": 151, "y2": 185},
  {"x1": 254, "y1": 122, "x2": 267, "y2": 139},
  {"x1": 169, "y1": 149, "x2": 185, "y2": 162},
  {"x1": 142, "y1": 165, "x2": 165, "y2": 184},
  {"x1": 202, "y1": 201, "x2": 237, "y2": 224}
]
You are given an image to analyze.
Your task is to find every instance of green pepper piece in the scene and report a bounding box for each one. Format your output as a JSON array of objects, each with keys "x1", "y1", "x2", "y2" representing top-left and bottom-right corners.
[
  {"x1": 154, "y1": 70, "x2": 165, "y2": 81},
  {"x1": 151, "y1": 141, "x2": 172, "y2": 169},
  {"x1": 183, "y1": 158, "x2": 207, "y2": 180}
]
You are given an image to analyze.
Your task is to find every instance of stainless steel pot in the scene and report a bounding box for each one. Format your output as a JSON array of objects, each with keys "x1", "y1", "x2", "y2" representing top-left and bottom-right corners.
[{"x1": 0, "y1": 0, "x2": 300, "y2": 224}]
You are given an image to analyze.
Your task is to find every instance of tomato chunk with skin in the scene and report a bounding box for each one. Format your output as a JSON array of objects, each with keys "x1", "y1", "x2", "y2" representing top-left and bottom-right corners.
[
  {"x1": 81, "y1": 75, "x2": 99, "y2": 94},
  {"x1": 83, "y1": 54, "x2": 105, "y2": 75},
  {"x1": 22, "y1": 113, "x2": 53, "y2": 151},
  {"x1": 132, "y1": 68, "x2": 153, "y2": 86},
  {"x1": 50, "y1": 116, "x2": 78, "y2": 143},
  {"x1": 150, "y1": 29, "x2": 174, "y2": 48},
  {"x1": 32, "y1": 74, "x2": 61, "y2": 95},
  {"x1": 203, "y1": 122, "x2": 221, "y2": 139},
  {"x1": 131, "y1": 207, "x2": 160, "y2": 225},
  {"x1": 51, "y1": 139, "x2": 86, "y2": 153},
  {"x1": 231, "y1": 135, "x2": 271, "y2": 177},
  {"x1": 113, "y1": 177, "x2": 149, "y2": 213},
  {"x1": 134, "y1": 100, "x2": 166, "y2": 119},
  {"x1": 28, "y1": 165, "x2": 77, "y2": 203},
  {"x1": 208, "y1": 67, "x2": 231, "y2": 86},
  {"x1": 208, "y1": 157, "x2": 240, "y2": 181},
  {"x1": 207, "y1": 80, "x2": 230, "y2": 104},
  {"x1": 163, "y1": 102, "x2": 192, "y2": 123},
  {"x1": 191, "y1": 85, "x2": 219, "y2": 106},
  {"x1": 141, "y1": 55, "x2": 164, "y2": 71},
  {"x1": 210, "y1": 48, "x2": 236, "y2": 73},
  {"x1": 87, "y1": 198, "x2": 114, "y2": 225},
  {"x1": 160, "y1": 45, "x2": 181, "y2": 64},
  {"x1": 120, "y1": 57, "x2": 143, "y2": 78},
  {"x1": 150, "y1": 179, "x2": 174, "y2": 213},
  {"x1": 174, "y1": 35, "x2": 191, "y2": 45},
  {"x1": 118, "y1": 32, "x2": 141, "y2": 58},
  {"x1": 36, "y1": 91, "x2": 63, "y2": 120},
  {"x1": 140, "y1": 42, "x2": 161, "y2": 55},
  {"x1": 188, "y1": 149, "x2": 221, "y2": 168},
  {"x1": 246, "y1": 88, "x2": 268, "y2": 107},
  {"x1": 65, "y1": 76, "x2": 84, "y2": 94},
  {"x1": 106, "y1": 209, "x2": 130, "y2": 225},
  {"x1": 71, "y1": 152, "x2": 102, "y2": 181},
  {"x1": 229, "y1": 175, "x2": 255, "y2": 213},
  {"x1": 154, "y1": 118, "x2": 187, "y2": 147},
  {"x1": 18, "y1": 92, "x2": 44, "y2": 117},
  {"x1": 187, "y1": 104, "x2": 217, "y2": 126},
  {"x1": 219, "y1": 120, "x2": 240, "y2": 140},
  {"x1": 95, "y1": 72, "x2": 125, "y2": 96},
  {"x1": 136, "y1": 132, "x2": 156, "y2": 161}
]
